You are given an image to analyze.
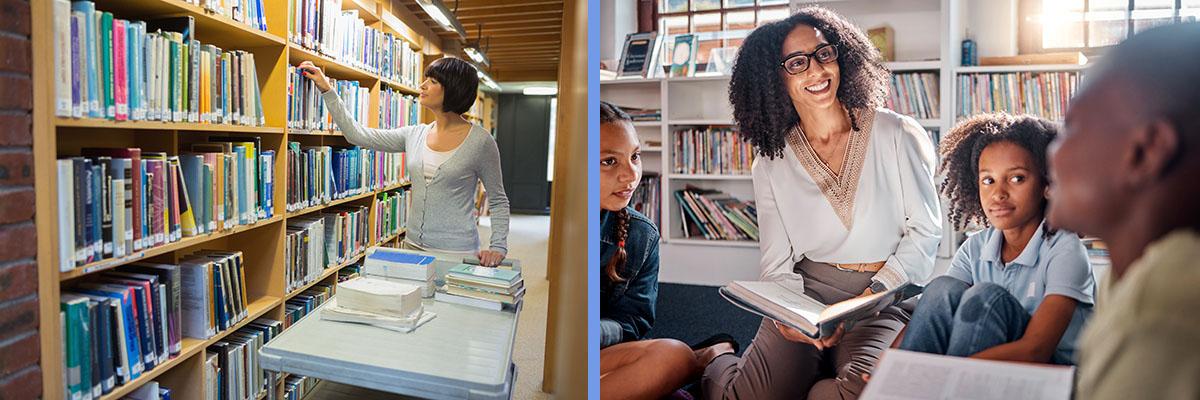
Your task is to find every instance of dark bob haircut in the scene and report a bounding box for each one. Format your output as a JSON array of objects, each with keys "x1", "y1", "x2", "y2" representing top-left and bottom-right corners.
[
  {"x1": 939, "y1": 113, "x2": 1058, "y2": 230},
  {"x1": 424, "y1": 57, "x2": 480, "y2": 115},
  {"x1": 729, "y1": 6, "x2": 890, "y2": 159}
]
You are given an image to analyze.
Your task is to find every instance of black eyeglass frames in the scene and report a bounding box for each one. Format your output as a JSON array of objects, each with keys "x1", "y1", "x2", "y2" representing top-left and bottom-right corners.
[{"x1": 779, "y1": 43, "x2": 839, "y2": 75}]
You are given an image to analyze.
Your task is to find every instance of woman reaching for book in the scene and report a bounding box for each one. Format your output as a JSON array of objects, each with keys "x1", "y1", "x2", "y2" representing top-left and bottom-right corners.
[
  {"x1": 298, "y1": 57, "x2": 509, "y2": 267},
  {"x1": 599, "y1": 102, "x2": 737, "y2": 400},
  {"x1": 700, "y1": 6, "x2": 941, "y2": 399},
  {"x1": 892, "y1": 114, "x2": 1094, "y2": 364}
]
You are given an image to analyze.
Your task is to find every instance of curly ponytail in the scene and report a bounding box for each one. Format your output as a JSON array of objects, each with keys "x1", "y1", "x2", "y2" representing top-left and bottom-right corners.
[{"x1": 604, "y1": 209, "x2": 630, "y2": 283}]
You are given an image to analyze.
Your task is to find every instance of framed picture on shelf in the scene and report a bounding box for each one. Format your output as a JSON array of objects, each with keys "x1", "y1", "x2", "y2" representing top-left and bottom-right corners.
[
  {"x1": 618, "y1": 31, "x2": 659, "y2": 78},
  {"x1": 669, "y1": 34, "x2": 697, "y2": 78}
]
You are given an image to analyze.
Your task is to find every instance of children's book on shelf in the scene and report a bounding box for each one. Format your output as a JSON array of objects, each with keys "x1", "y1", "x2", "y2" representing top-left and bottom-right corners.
[
  {"x1": 956, "y1": 71, "x2": 1078, "y2": 121},
  {"x1": 618, "y1": 31, "x2": 659, "y2": 79},
  {"x1": 675, "y1": 186, "x2": 759, "y2": 241},
  {"x1": 631, "y1": 172, "x2": 660, "y2": 230},
  {"x1": 668, "y1": 34, "x2": 697, "y2": 77},
  {"x1": 885, "y1": 72, "x2": 939, "y2": 120},
  {"x1": 672, "y1": 127, "x2": 754, "y2": 175}
]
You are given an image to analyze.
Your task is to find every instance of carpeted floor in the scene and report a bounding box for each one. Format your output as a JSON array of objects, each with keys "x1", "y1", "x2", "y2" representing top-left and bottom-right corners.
[{"x1": 648, "y1": 283, "x2": 762, "y2": 357}]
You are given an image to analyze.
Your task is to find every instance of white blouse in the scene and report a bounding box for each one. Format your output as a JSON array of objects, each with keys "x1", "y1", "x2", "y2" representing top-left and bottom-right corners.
[
  {"x1": 753, "y1": 108, "x2": 942, "y2": 290},
  {"x1": 422, "y1": 141, "x2": 460, "y2": 183}
]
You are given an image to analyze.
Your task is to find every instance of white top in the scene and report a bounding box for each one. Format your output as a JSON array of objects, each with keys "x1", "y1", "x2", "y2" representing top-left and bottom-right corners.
[
  {"x1": 422, "y1": 141, "x2": 460, "y2": 183},
  {"x1": 754, "y1": 108, "x2": 942, "y2": 290}
]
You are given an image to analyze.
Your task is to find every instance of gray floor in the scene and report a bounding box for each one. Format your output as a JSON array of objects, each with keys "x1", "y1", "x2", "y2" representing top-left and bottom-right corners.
[{"x1": 478, "y1": 214, "x2": 551, "y2": 400}]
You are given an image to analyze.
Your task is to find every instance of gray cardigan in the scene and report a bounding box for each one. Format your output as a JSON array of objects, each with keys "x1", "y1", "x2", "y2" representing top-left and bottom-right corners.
[{"x1": 321, "y1": 90, "x2": 510, "y2": 254}]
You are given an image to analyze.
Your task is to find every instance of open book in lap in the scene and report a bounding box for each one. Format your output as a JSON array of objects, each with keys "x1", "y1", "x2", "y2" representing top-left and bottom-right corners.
[
  {"x1": 861, "y1": 349, "x2": 1074, "y2": 400},
  {"x1": 719, "y1": 280, "x2": 921, "y2": 338}
]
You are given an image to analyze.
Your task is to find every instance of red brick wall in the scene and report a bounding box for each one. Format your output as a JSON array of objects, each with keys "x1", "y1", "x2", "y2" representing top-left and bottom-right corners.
[{"x1": 0, "y1": 0, "x2": 41, "y2": 399}]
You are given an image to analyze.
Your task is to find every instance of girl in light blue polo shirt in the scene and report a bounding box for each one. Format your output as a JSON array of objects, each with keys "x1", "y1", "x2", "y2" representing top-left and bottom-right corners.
[{"x1": 898, "y1": 114, "x2": 1094, "y2": 364}]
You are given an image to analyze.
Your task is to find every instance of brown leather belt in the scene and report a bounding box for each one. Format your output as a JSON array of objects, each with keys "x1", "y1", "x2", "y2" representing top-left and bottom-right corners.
[{"x1": 827, "y1": 261, "x2": 886, "y2": 273}]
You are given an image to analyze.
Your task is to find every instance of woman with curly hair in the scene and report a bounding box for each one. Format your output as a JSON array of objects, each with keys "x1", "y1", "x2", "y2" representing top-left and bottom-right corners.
[
  {"x1": 599, "y1": 102, "x2": 736, "y2": 399},
  {"x1": 700, "y1": 6, "x2": 942, "y2": 399},
  {"x1": 894, "y1": 114, "x2": 1094, "y2": 365}
]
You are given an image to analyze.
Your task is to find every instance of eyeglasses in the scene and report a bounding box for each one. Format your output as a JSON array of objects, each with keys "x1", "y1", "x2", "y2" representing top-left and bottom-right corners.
[{"x1": 779, "y1": 43, "x2": 839, "y2": 75}]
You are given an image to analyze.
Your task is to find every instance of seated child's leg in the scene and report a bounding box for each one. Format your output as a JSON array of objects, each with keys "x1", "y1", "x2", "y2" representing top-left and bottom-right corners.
[
  {"x1": 900, "y1": 276, "x2": 970, "y2": 354},
  {"x1": 601, "y1": 338, "x2": 700, "y2": 400},
  {"x1": 944, "y1": 283, "x2": 1031, "y2": 357}
]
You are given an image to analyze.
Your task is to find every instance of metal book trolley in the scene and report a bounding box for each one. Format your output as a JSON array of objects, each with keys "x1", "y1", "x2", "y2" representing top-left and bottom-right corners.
[{"x1": 259, "y1": 250, "x2": 523, "y2": 400}]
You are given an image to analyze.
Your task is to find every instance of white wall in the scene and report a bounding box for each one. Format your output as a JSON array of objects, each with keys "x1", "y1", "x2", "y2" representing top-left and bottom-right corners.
[{"x1": 601, "y1": 1, "x2": 639, "y2": 68}]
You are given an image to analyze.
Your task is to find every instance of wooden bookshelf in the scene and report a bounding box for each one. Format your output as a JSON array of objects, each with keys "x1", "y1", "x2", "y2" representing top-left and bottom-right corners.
[{"x1": 30, "y1": 1, "x2": 426, "y2": 399}]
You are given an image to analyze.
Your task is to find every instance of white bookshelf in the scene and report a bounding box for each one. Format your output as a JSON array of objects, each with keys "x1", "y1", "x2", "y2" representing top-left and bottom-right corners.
[{"x1": 599, "y1": 0, "x2": 1093, "y2": 285}]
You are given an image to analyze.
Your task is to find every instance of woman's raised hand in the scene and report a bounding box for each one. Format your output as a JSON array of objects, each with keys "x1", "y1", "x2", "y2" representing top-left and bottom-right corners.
[{"x1": 297, "y1": 61, "x2": 332, "y2": 93}]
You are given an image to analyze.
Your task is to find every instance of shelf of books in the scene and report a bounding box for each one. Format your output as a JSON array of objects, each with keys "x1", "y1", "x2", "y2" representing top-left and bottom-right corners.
[{"x1": 35, "y1": 0, "x2": 429, "y2": 399}]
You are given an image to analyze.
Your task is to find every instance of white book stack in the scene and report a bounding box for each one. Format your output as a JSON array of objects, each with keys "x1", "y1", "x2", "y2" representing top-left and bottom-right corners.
[
  {"x1": 362, "y1": 247, "x2": 436, "y2": 297},
  {"x1": 336, "y1": 277, "x2": 423, "y2": 318},
  {"x1": 320, "y1": 298, "x2": 436, "y2": 333}
]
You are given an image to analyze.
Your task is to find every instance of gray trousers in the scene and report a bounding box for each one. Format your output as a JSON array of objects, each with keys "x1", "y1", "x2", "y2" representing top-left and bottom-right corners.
[{"x1": 702, "y1": 260, "x2": 910, "y2": 400}]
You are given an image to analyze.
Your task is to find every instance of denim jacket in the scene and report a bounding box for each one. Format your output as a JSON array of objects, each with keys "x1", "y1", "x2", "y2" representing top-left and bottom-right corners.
[{"x1": 599, "y1": 207, "x2": 661, "y2": 348}]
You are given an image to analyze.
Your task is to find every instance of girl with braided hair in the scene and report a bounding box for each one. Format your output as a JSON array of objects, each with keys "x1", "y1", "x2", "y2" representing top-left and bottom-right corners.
[{"x1": 599, "y1": 101, "x2": 735, "y2": 399}]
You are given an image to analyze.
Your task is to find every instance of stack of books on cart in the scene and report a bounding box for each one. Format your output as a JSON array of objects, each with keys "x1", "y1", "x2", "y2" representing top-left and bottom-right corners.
[
  {"x1": 435, "y1": 264, "x2": 525, "y2": 311},
  {"x1": 320, "y1": 277, "x2": 435, "y2": 333}
]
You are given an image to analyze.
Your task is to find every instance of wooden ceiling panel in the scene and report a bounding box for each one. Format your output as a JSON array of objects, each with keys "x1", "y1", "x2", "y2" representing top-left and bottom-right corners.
[{"x1": 404, "y1": 0, "x2": 564, "y2": 82}]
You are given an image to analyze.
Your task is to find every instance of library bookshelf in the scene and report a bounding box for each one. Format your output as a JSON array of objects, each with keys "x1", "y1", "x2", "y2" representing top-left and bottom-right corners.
[
  {"x1": 29, "y1": 0, "x2": 446, "y2": 399},
  {"x1": 601, "y1": 0, "x2": 1091, "y2": 285}
]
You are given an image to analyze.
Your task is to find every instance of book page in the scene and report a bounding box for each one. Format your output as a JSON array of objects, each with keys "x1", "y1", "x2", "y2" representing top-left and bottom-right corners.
[
  {"x1": 861, "y1": 349, "x2": 1074, "y2": 400},
  {"x1": 819, "y1": 291, "x2": 887, "y2": 322},
  {"x1": 731, "y1": 281, "x2": 826, "y2": 324}
]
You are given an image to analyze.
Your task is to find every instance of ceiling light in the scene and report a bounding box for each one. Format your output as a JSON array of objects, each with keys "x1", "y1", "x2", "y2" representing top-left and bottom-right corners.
[
  {"x1": 523, "y1": 86, "x2": 558, "y2": 96},
  {"x1": 477, "y1": 70, "x2": 501, "y2": 91},
  {"x1": 464, "y1": 47, "x2": 490, "y2": 67},
  {"x1": 415, "y1": 0, "x2": 467, "y2": 41}
]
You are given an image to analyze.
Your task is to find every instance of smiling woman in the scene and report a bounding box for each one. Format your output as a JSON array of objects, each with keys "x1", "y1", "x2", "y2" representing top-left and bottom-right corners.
[{"x1": 699, "y1": 6, "x2": 943, "y2": 400}]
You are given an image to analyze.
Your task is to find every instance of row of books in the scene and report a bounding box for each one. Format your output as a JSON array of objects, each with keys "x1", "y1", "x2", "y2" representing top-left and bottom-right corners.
[
  {"x1": 194, "y1": 0, "x2": 269, "y2": 33},
  {"x1": 283, "y1": 375, "x2": 320, "y2": 400},
  {"x1": 621, "y1": 106, "x2": 661, "y2": 122},
  {"x1": 56, "y1": 142, "x2": 275, "y2": 271},
  {"x1": 287, "y1": 66, "x2": 370, "y2": 132},
  {"x1": 284, "y1": 143, "x2": 408, "y2": 212},
  {"x1": 631, "y1": 173, "x2": 661, "y2": 230},
  {"x1": 289, "y1": 0, "x2": 422, "y2": 85},
  {"x1": 318, "y1": 206, "x2": 371, "y2": 267},
  {"x1": 956, "y1": 71, "x2": 1079, "y2": 121},
  {"x1": 672, "y1": 128, "x2": 754, "y2": 175},
  {"x1": 285, "y1": 217, "x2": 329, "y2": 294},
  {"x1": 886, "y1": 72, "x2": 940, "y2": 120},
  {"x1": 61, "y1": 264, "x2": 182, "y2": 400},
  {"x1": 205, "y1": 318, "x2": 282, "y2": 400},
  {"x1": 285, "y1": 282, "x2": 335, "y2": 327},
  {"x1": 373, "y1": 190, "x2": 410, "y2": 243},
  {"x1": 379, "y1": 86, "x2": 420, "y2": 130},
  {"x1": 59, "y1": 250, "x2": 247, "y2": 400},
  {"x1": 53, "y1": 4, "x2": 264, "y2": 126},
  {"x1": 675, "y1": 187, "x2": 759, "y2": 241}
]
